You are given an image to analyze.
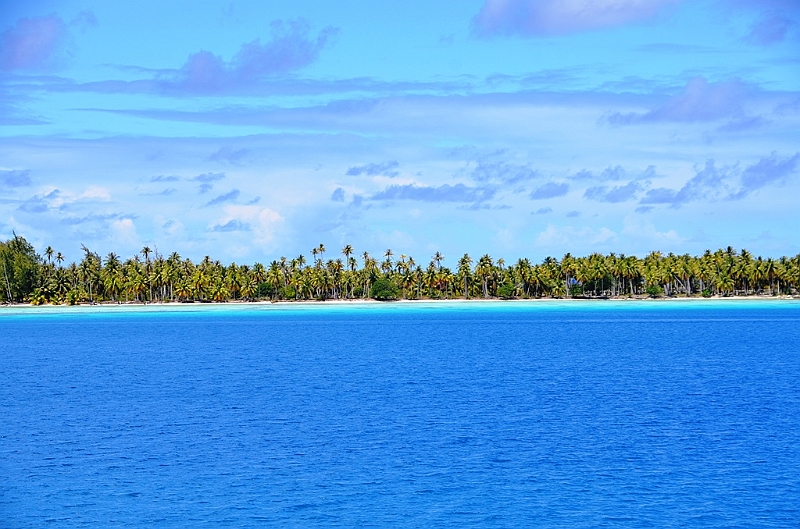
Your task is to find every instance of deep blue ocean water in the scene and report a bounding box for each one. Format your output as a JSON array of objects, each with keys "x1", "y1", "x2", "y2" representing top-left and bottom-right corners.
[{"x1": 2, "y1": 300, "x2": 799, "y2": 527}]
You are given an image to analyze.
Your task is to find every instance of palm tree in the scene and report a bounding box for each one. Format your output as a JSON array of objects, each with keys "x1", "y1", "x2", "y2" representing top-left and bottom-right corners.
[
  {"x1": 225, "y1": 264, "x2": 241, "y2": 300},
  {"x1": 382, "y1": 249, "x2": 394, "y2": 274},
  {"x1": 128, "y1": 269, "x2": 146, "y2": 302},
  {"x1": 191, "y1": 268, "x2": 208, "y2": 300},
  {"x1": 458, "y1": 253, "x2": 473, "y2": 298},
  {"x1": 764, "y1": 258, "x2": 777, "y2": 295},
  {"x1": 561, "y1": 253, "x2": 576, "y2": 297},
  {"x1": 78, "y1": 247, "x2": 100, "y2": 303},
  {"x1": 342, "y1": 244, "x2": 353, "y2": 260},
  {"x1": 175, "y1": 278, "x2": 191, "y2": 301},
  {"x1": 11, "y1": 235, "x2": 800, "y2": 303},
  {"x1": 210, "y1": 281, "x2": 230, "y2": 302},
  {"x1": 475, "y1": 254, "x2": 494, "y2": 298},
  {"x1": 381, "y1": 250, "x2": 394, "y2": 275},
  {"x1": 575, "y1": 259, "x2": 593, "y2": 297},
  {"x1": 240, "y1": 277, "x2": 258, "y2": 300},
  {"x1": 362, "y1": 256, "x2": 378, "y2": 298}
]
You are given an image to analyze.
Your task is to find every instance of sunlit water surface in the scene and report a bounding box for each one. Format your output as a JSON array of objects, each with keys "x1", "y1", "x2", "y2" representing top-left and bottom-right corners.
[{"x1": 2, "y1": 300, "x2": 799, "y2": 526}]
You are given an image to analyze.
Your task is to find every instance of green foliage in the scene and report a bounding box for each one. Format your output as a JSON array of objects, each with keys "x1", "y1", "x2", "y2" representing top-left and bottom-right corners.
[
  {"x1": 257, "y1": 282, "x2": 272, "y2": 298},
  {"x1": 646, "y1": 285, "x2": 664, "y2": 298},
  {"x1": 579, "y1": 274, "x2": 615, "y2": 296},
  {"x1": 29, "y1": 288, "x2": 47, "y2": 305},
  {"x1": 280, "y1": 285, "x2": 296, "y2": 299},
  {"x1": 370, "y1": 277, "x2": 400, "y2": 301},
  {"x1": 66, "y1": 289, "x2": 81, "y2": 305},
  {"x1": 0, "y1": 234, "x2": 41, "y2": 302},
  {"x1": 497, "y1": 283, "x2": 515, "y2": 299},
  {"x1": 2, "y1": 233, "x2": 800, "y2": 304}
]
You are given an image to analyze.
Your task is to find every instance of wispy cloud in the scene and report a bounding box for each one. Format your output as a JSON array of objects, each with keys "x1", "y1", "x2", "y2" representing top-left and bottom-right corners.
[
  {"x1": 472, "y1": 0, "x2": 681, "y2": 37},
  {"x1": 209, "y1": 220, "x2": 250, "y2": 232},
  {"x1": 204, "y1": 189, "x2": 240, "y2": 207},
  {"x1": 634, "y1": 152, "x2": 798, "y2": 206},
  {"x1": 0, "y1": 169, "x2": 32, "y2": 187},
  {"x1": 529, "y1": 181, "x2": 568, "y2": 199},
  {"x1": 17, "y1": 189, "x2": 60, "y2": 213},
  {"x1": 744, "y1": 14, "x2": 794, "y2": 46},
  {"x1": 192, "y1": 172, "x2": 225, "y2": 194},
  {"x1": 26, "y1": 18, "x2": 338, "y2": 98},
  {"x1": 192, "y1": 172, "x2": 225, "y2": 183},
  {"x1": 571, "y1": 165, "x2": 628, "y2": 182},
  {"x1": 60, "y1": 212, "x2": 133, "y2": 225},
  {"x1": 640, "y1": 160, "x2": 728, "y2": 206},
  {"x1": 346, "y1": 160, "x2": 399, "y2": 177},
  {"x1": 717, "y1": 116, "x2": 770, "y2": 133},
  {"x1": 0, "y1": 85, "x2": 49, "y2": 125},
  {"x1": 0, "y1": 16, "x2": 70, "y2": 72},
  {"x1": 331, "y1": 187, "x2": 345, "y2": 202},
  {"x1": 635, "y1": 43, "x2": 723, "y2": 54},
  {"x1": 607, "y1": 77, "x2": 750, "y2": 124},
  {"x1": 150, "y1": 174, "x2": 180, "y2": 182},
  {"x1": 470, "y1": 161, "x2": 538, "y2": 184},
  {"x1": 207, "y1": 146, "x2": 249, "y2": 165},
  {"x1": 371, "y1": 183, "x2": 494, "y2": 203},
  {"x1": 732, "y1": 152, "x2": 799, "y2": 198},
  {"x1": 584, "y1": 181, "x2": 641, "y2": 202},
  {"x1": 152, "y1": 19, "x2": 336, "y2": 96}
]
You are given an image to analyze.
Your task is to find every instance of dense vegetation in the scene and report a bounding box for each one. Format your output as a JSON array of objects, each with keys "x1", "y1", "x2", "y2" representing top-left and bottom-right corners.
[{"x1": 2, "y1": 234, "x2": 799, "y2": 305}]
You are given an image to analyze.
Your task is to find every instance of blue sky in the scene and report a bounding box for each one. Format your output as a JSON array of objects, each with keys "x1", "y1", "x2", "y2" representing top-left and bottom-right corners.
[{"x1": 1, "y1": 0, "x2": 799, "y2": 265}]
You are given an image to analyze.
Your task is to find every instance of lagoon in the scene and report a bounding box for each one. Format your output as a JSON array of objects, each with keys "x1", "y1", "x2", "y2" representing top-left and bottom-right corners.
[{"x1": 2, "y1": 301, "x2": 799, "y2": 526}]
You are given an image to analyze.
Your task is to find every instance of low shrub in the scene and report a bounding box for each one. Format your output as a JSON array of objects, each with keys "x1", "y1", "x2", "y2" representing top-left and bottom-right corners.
[
  {"x1": 497, "y1": 283, "x2": 516, "y2": 299},
  {"x1": 646, "y1": 285, "x2": 664, "y2": 298},
  {"x1": 370, "y1": 278, "x2": 400, "y2": 301}
]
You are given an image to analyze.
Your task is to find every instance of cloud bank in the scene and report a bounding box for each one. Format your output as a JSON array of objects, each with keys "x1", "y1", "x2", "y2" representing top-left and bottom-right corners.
[
  {"x1": 745, "y1": 14, "x2": 794, "y2": 45},
  {"x1": 608, "y1": 77, "x2": 750, "y2": 125},
  {"x1": 346, "y1": 161, "x2": 399, "y2": 177},
  {"x1": 529, "y1": 182, "x2": 569, "y2": 199},
  {"x1": 472, "y1": 0, "x2": 681, "y2": 37},
  {"x1": 170, "y1": 19, "x2": 337, "y2": 95},
  {"x1": 0, "y1": 169, "x2": 32, "y2": 187},
  {"x1": 371, "y1": 183, "x2": 494, "y2": 203},
  {"x1": 0, "y1": 15, "x2": 69, "y2": 71}
]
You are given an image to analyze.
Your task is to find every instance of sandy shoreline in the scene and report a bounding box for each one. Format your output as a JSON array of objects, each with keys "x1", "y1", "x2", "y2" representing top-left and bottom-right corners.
[{"x1": 2, "y1": 294, "x2": 798, "y2": 313}]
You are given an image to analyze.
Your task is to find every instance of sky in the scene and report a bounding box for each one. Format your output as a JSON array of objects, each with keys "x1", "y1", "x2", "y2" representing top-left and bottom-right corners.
[{"x1": 1, "y1": 0, "x2": 799, "y2": 265}]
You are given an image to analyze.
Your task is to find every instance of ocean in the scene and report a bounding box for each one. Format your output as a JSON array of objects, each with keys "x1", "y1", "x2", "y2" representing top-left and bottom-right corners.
[{"x1": 2, "y1": 300, "x2": 799, "y2": 526}]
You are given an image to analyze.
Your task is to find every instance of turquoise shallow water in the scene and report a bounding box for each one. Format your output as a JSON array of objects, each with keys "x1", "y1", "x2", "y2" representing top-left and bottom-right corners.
[{"x1": 2, "y1": 301, "x2": 799, "y2": 526}]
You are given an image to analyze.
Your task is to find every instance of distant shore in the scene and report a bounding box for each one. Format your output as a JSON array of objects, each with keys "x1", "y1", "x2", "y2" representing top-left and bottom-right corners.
[{"x1": 3, "y1": 294, "x2": 798, "y2": 312}]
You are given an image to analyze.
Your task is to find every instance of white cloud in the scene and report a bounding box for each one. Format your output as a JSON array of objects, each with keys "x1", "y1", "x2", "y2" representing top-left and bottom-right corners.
[
  {"x1": 81, "y1": 185, "x2": 111, "y2": 200},
  {"x1": 620, "y1": 217, "x2": 683, "y2": 244},
  {"x1": 535, "y1": 224, "x2": 618, "y2": 247},
  {"x1": 374, "y1": 229, "x2": 416, "y2": 251},
  {"x1": 111, "y1": 218, "x2": 139, "y2": 245},
  {"x1": 473, "y1": 0, "x2": 681, "y2": 37},
  {"x1": 212, "y1": 205, "x2": 284, "y2": 249}
]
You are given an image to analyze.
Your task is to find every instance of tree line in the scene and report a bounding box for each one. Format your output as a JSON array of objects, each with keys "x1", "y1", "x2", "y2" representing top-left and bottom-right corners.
[{"x1": 2, "y1": 233, "x2": 799, "y2": 305}]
